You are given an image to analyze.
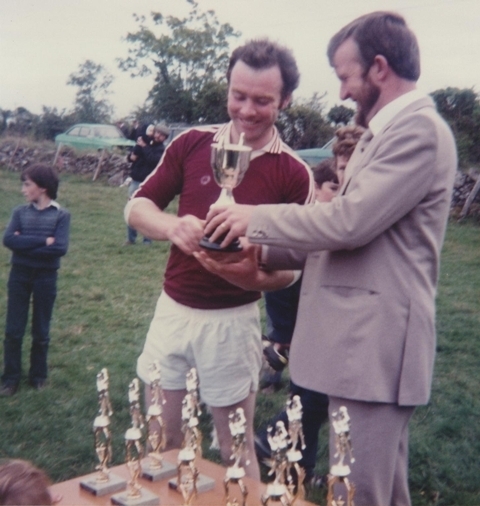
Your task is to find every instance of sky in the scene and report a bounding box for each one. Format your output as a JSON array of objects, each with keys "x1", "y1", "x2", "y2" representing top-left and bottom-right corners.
[{"x1": 1, "y1": 0, "x2": 479, "y2": 119}]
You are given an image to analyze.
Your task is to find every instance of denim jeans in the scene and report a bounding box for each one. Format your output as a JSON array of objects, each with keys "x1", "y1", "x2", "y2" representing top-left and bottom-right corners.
[
  {"x1": 2, "y1": 265, "x2": 57, "y2": 386},
  {"x1": 127, "y1": 180, "x2": 151, "y2": 244}
]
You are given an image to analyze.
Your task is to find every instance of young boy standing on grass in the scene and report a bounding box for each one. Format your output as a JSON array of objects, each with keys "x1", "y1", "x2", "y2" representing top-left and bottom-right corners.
[{"x1": 1, "y1": 164, "x2": 70, "y2": 396}]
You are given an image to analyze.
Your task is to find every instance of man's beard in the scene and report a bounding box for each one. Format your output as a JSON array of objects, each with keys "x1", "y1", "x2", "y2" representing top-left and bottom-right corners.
[{"x1": 355, "y1": 79, "x2": 380, "y2": 128}]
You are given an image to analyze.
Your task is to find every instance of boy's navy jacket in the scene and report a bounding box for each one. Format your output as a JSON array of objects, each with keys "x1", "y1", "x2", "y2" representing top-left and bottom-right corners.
[{"x1": 3, "y1": 203, "x2": 70, "y2": 270}]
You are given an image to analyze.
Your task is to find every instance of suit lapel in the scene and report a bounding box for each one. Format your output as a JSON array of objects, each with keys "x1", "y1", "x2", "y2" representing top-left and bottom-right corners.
[
  {"x1": 341, "y1": 128, "x2": 373, "y2": 195},
  {"x1": 340, "y1": 97, "x2": 435, "y2": 195}
]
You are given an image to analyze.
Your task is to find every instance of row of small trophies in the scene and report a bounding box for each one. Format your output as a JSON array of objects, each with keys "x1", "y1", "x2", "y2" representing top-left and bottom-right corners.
[{"x1": 79, "y1": 362, "x2": 355, "y2": 506}]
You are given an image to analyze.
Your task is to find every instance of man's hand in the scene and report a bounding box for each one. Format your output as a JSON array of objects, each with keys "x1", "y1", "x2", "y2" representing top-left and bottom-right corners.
[
  {"x1": 204, "y1": 204, "x2": 255, "y2": 248},
  {"x1": 167, "y1": 214, "x2": 205, "y2": 256},
  {"x1": 193, "y1": 238, "x2": 294, "y2": 291},
  {"x1": 46, "y1": 237, "x2": 55, "y2": 246}
]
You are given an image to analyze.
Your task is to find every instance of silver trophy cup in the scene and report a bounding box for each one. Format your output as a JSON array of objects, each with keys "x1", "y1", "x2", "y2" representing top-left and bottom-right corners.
[{"x1": 199, "y1": 137, "x2": 252, "y2": 252}]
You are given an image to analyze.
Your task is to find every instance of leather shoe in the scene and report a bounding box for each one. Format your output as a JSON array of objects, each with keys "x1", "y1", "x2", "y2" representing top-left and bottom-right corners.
[{"x1": 0, "y1": 383, "x2": 18, "y2": 397}]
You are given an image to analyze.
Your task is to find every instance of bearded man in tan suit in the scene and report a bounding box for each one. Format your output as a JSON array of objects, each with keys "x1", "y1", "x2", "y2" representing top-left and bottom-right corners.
[{"x1": 196, "y1": 11, "x2": 457, "y2": 506}]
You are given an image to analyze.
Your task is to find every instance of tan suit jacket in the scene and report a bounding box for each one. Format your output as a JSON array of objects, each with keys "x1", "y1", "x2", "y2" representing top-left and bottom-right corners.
[{"x1": 247, "y1": 97, "x2": 457, "y2": 406}]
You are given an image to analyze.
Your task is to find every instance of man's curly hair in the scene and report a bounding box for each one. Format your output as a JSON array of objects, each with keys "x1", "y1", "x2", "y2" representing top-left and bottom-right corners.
[{"x1": 332, "y1": 125, "x2": 366, "y2": 158}]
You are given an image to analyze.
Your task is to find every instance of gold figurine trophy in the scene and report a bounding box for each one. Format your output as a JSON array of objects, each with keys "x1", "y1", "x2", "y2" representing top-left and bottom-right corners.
[
  {"x1": 285, "y1": 395, "x2": 306, "y2": 502},
  {"x1": 224, "y1": 407, "x2": 249, "y2": 506},
  {"x1": 326, "y1": 406, "x2": 356, "y2": 506},
  {"x1": 141, "y1": 361, "x2": 176, "y2": 481},
  {"x1": 199, "y1": 134, "x2": 252, "y2": 252},
  {"x1": 80, "y1": 368, "x2": 127, "y2": 496},
  {"x1": 111, "y1": 378, "x2": 159, "y2": 506},
  {"x1": 261, "y1": 421, "x2": 293, "y2": 506},
  {"x1": 169, "y1": 368, "x2": 214, "y2": 504}
]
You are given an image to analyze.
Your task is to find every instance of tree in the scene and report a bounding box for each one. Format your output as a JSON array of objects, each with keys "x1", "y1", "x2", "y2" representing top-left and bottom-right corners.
[
  {"x1": 4, "y1": 107, "x2": 36, "y2": 136},
  {"x1": 431, "y1": 87, "x2": 480, "y2": 167},
  {"x1": 34, "y1": 107, "x2": 75, "y2": 141},
  {"x1": 277, "y1": 94, "x2": 334, "y2": 149},
  {"x1": 118, "y1": 0, "x2": 239, "y2": 123},
  {"x1": 67, "y1": 60, "x2": 114, "y2": 123},
  {"x1": 327, "y1": 104, "x2": 355, "y2": 126}
]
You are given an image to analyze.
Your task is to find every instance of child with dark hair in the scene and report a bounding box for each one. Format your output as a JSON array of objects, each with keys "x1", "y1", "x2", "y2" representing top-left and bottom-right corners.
[
  {"x1": 0, "y1": 459, "x2": 54, "y2": 505},
  {"x1": 312, "y1": 158, "x2": 339, "y2": 202},
  {"x1": 1, "y1": 164, "x2": 70, "y2": 396}
]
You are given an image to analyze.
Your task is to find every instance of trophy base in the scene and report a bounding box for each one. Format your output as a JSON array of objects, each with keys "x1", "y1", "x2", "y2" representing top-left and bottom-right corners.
[
  {"x1": 264, "y1": 482, "x2": 289, "y2": 499},
  {"x1": 80, "y1": 472, "x2": 127, "y2": 496},
  {"x1": 330, "y1": 464, "x2": 351, "y2": 477},
  {"x1": 141, "y1": 458, "x2": 177, "y2": 482},
  {"x1": 111, "y1": 488, "x2": 159, "y2": 506},
  {"x1": 169, "y1": 473, "x2": 215, "y2": 493},
  {"x1": 199, "y1": 234, "x2": 242, "y2": 253},
  {"x1": 226, "y1": 466, "x2": 246, "y2": 480}
]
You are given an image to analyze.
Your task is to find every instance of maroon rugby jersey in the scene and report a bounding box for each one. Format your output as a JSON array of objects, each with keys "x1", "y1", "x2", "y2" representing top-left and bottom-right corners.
[{"x1": 133, "y1": 123, "x2": 315, "y2": 309}]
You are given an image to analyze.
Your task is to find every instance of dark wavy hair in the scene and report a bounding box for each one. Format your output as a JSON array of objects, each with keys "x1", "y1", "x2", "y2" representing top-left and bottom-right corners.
[
  {"x1": 227, "y1": 39, "x2": 300, "y2": 102},
  {"x1": 21, "y1": 164, "x2": 59, "y2": 200},
  {"x1": 327, "y1": 11, "x2": 420, "y2": 81}
]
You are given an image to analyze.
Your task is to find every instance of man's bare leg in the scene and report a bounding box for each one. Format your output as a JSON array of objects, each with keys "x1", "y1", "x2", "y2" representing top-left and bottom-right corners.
[
  {"x1": 210, "y1": 392, "x2": 260, "y2": 480},
  {"x1": 144, "y1": 385, "x2": 186, "y2": 450}
]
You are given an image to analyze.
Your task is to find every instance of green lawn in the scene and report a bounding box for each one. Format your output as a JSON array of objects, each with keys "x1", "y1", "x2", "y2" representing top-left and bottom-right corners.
[{"x1": 0, "y1": 169, "x2": 479, "y2": 504}]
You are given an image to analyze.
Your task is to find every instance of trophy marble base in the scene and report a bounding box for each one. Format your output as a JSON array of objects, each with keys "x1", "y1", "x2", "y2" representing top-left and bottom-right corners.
[
  {"x1": 80, "y1": 472, "x2": 127, "y2": 496},
  {"x1": 110, "y1": 488, "x2": 160, "y2": 506},
  {"x1": 226, "y1": 465, "x2": 245, "y2": 480},
  {"x1": 330, "y1": 464, "x2": 351, "y2": 477},
  {"x1": 168, "y1": 473, "x2": 215, "y2": 493},
  {"x1": 141, "y1": 459, "x2": 177, "y2": 482}
]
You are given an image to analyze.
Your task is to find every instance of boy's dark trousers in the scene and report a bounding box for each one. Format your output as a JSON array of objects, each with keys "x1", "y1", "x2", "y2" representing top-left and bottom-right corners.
[{"x1": 2, "y1": 265, "x2": 57, "y2": 387}]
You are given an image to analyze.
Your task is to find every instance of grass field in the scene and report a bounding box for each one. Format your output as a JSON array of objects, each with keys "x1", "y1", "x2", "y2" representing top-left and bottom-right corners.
[{"x1": 0, "y1": 168, "x2": 479, "y2": 505}]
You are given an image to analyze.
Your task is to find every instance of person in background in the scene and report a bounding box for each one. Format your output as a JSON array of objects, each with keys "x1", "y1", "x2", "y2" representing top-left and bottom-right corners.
[
  {"x1": 125, "y1": 125, "x2": 169, "y2": 245},
  {"x1": 128, "y1": 119, "x2": 142, "y2": 142},
  {"x1": 1, "y1": 164, "x2": 70, "y2": 396},
  {"x1": 331, "y1": 125, "x2": 365, "y2": 186},
  {"x1": 312, "y1": 158, "x2": 339, "y2": 202},
  {"x1": 0, "y1": 459, "x2": 56, "y2": 505}
]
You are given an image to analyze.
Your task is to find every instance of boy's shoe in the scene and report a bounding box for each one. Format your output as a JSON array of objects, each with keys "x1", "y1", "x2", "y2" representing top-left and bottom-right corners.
[{"x1": 0, "y1": 383, "x2": 18, "y2": 397}]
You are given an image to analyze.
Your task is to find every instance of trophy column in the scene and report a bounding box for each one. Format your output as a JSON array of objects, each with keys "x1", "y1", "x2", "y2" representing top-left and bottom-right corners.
[
  {"x1": 80, "y1": 368, "x2": 127, "y2": 496},
  {"x1": 141, "y1": 360, "x2": 177, "y2": 481},
  {"x1": 326, "y1": 406, "x2": 356, "y2": 506},
  {"x1": 169, "y1": 368, "x2": 214, "y2": 503},
  {"x1": 111, "y1": 378, "x2": 159, "y2": 506},
  {"x1": 224, "y1": 407, "x2": 249, "y2": 506}
]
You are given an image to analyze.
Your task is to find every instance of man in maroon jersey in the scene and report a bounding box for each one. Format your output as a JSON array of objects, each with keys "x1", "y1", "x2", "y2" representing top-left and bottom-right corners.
[{"x1": 125, "y1": 38, "x2": 314, "y2": 479}]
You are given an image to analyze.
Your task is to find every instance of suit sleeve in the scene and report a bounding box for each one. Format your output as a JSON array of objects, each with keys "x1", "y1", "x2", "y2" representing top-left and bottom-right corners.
[{"x1": 248, "y1": 112, "x2": 451, "y2": 252}]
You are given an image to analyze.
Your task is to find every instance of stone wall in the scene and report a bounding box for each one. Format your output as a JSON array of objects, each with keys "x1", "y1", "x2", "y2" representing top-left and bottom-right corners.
[
  {"x1": 0, "y1": 137, "x2": 129, "y2": 186},
  {"x1": 1, "y1": 136, "x2": 479, "y2": 217}
]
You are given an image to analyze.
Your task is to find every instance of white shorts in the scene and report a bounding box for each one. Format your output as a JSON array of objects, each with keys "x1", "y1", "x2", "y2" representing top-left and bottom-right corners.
[{"x1": 137, "y1": 291, "x2": 262, "y2": 407}]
